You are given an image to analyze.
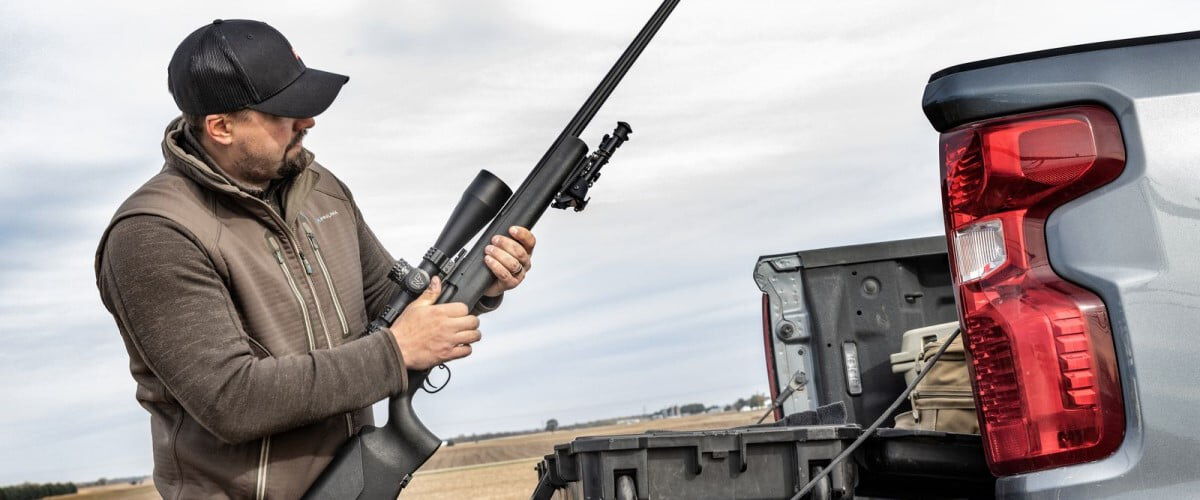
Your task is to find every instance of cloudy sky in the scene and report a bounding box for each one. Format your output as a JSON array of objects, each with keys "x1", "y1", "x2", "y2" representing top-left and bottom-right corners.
[{"x1": 2, "y1": 0, "x2": 1198, "y2": 485}]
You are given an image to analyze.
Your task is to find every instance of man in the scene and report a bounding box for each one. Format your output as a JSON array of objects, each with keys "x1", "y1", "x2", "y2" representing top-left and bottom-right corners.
[{"x1": 94, "y1": 19, "x2": 536, "y2": 499}]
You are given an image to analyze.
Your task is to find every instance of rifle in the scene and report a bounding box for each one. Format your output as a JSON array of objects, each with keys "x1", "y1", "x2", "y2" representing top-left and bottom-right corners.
[{"x1": 303, "y1": 1, "x2": 680, "y2": 497}]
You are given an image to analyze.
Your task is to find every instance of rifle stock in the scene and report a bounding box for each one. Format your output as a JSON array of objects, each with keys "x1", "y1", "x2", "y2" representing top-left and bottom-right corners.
[{"x1": 304, "y1": 1, "x2": 678, "y2": 497}]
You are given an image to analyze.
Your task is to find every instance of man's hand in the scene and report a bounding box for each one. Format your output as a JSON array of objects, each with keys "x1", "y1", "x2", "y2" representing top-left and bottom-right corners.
[
  {"x1": 390, "y1": 276, "x2": 481, "y2": 371},
  {"x1": 482, "y1": 226, "x2": 536, "y2": 298}
]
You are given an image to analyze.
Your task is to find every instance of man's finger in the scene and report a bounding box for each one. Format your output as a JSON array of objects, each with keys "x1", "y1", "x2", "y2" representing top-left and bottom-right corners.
[
  {"x1": 484, "y1": 255, "x2": 520, "y2": 286},
  {"x1": 446, "y1": 344, "x2": 473, "y2": 361},
  {"x1": 443, "y1": 314, "x2": 480, "y2": 331},
  {"x1": 430, "y1": 302, "x2": 470, "y2": 317},
  {"x1": 413, "y1": 276, "x2": 441, "y2": 306},
  {"x1": 508, "y1": 226, "x2": 536, "y2": 254},
  {"x1": 491, "y1": 235, "x2": 530, "y2": 264},
  {"x1": 485, "y1": 244, "x2": 524, "y2": 275},
  {"x1": 454, "y1": 329, "x2": 483, "y2": 345}
]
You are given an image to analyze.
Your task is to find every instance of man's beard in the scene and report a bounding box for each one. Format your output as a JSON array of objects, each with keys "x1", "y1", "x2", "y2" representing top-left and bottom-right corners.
[
  {"x1": 278, "y1": 129, "x2": 309, "y2": 179},
  {"x1": 233, "y1": 130, "x2": 309, "y2": 185}
]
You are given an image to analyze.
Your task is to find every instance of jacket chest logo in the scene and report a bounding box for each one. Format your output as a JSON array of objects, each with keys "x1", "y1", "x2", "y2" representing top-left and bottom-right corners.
[{"x1": 314, "y1": 210, "x2": 340, "y2": 224}]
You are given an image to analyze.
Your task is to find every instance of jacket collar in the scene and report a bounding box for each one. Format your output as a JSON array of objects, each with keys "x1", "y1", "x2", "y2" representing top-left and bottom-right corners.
[{"x1": 160, "y1": 116, "x2": 320, "y2": 225}]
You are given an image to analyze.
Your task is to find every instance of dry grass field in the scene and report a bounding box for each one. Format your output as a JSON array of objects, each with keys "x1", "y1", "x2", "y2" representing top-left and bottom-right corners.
[
  {"x1": 45, "y1": 483, "x2": 159, "y2": 500},
  {"x1": 420, "y1": 411, "x2": 761, "y2": 471},
  {"x1": 401, "y1": 457, "x2": 546, "y2": 500},
  {"x1": 404, "y1": 411, "x2": 761, "y2": 499},
  {"x1": 41, "y1": 412, "x2": 762, "y2": 499}
]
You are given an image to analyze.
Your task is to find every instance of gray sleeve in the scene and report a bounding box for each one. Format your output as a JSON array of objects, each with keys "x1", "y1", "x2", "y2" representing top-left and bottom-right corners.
[{"x1": 98, "y1": 215, "x2": 407, "y2": 445}]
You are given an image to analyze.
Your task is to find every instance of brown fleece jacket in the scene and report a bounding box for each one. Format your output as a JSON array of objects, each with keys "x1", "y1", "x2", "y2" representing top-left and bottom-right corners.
[
  {"x1": 101, "y1": 213, "x2": 405, "y2": 443},
  {"x1": 95, "y1": 117, "x2": 499, "y2": 499}
]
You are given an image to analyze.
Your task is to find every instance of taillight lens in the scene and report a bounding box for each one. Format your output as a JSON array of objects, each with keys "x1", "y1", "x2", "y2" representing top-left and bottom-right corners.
[
  {"x1": 761, "y1": 294, "x2": 783, "y2": 421},
  {"x1": 940, "y1": 106, "x2": 1126, "y2": 475}
]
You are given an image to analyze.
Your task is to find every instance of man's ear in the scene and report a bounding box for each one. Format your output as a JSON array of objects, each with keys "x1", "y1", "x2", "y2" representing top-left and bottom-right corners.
[{"x1": 204, "y1": 114, "x2": 235, "y2": 146}]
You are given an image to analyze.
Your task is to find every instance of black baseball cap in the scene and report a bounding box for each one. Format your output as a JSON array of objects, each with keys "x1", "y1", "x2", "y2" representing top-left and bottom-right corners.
[{"x1": 168, "y1": 19, "x2": 348, "y2": 118}]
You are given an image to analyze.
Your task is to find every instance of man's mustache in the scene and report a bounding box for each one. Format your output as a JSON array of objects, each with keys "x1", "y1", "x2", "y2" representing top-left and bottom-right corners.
[{"x1": 287, "y1": 129, "x2": 307, "y2": 151}]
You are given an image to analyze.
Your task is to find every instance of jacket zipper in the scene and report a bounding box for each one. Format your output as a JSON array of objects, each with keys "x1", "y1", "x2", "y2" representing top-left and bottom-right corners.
[
  {"x1": 299, "y1": 273, "x2": 353, "y2": 434},
  {"x1": 300, "y1": 218, "x2": 357, "y2": 437},
  {"x1": 301, "y1": 216, "x2": 351, "y2": 338},
  {"x1": 291, "y1": 235, "x2": 336, "y2": 351},
  {"x1": 266, "y1": 236, "x2": 316, "y2": 351},
  {"x1": 256, "y1": 436, "x2": 271, "y2": 500}
]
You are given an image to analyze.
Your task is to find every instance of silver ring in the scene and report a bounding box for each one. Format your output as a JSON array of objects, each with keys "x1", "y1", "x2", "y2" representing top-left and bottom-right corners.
[{"x1": 512, "y1": 263, "x2": 524, "y2": 275}]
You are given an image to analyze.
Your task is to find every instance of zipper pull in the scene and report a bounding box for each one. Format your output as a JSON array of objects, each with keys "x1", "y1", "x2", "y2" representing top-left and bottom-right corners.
[
  {"x1": 299, "y1": 251, "x2": 315, "y2": 275},
  {"x1": 302, "y1": 221, "x2": 321, "y2": 251},
  {"x1": 267, "y1": 237, "x2": 286, "y2": 264}
]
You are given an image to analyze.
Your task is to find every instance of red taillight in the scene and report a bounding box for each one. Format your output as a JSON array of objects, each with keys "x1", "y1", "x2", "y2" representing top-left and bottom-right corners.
[
  {"x1": 761, "y1": 294, "x2": 782, "y2": 421},
  {"x1": 940, "y1": 106, "x2": 1126, "y2": 475}
]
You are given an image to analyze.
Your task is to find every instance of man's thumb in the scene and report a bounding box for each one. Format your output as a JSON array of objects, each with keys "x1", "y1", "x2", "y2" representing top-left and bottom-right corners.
[{"x1": 415, "y1": 276, "x2": 441, "y2": 304}]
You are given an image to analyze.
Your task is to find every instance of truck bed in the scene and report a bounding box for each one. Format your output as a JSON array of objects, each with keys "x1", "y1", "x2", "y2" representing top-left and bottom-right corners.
[{"x1": 534, "y1": 237, "x2": 993, "y2": 499}]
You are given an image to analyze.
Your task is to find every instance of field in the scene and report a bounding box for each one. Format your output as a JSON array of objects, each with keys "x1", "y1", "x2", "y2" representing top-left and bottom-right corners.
[
  {"x1": 43, "y1": 412, "x2": 762, "y2": 499},
  {"x1": 45, "y1": 483, "x2": 158, "y2": 500},
  {"x1": 404, "y1": 411, "x2": 761, "y2": 499}
]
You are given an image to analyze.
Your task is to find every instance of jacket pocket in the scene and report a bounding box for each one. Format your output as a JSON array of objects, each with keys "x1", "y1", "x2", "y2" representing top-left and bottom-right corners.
[
  {"x1": 265, "y1": 234, "x2": 315, "y2": 351},
  {"x1": 300, "y1": 216, "x2": 351, "y2": 339},
  {"x1": 245, "y1": 335, "x2": 273, "y2": 358}
]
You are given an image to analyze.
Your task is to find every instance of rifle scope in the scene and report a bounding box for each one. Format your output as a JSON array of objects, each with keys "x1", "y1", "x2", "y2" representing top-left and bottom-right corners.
[{"x1": 370, "y1": 170, "x2": 512, "y2": 333}]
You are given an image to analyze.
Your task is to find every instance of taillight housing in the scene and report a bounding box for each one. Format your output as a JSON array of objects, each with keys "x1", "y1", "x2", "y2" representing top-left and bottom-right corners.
[{"x1": 940, "y1": 105, "x2": 1126, "y2": 475}]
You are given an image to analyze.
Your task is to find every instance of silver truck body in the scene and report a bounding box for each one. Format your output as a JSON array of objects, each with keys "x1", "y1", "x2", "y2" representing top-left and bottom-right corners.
[{"x1": 923, "y1": 31, "x2": 1200, "y2": 499}]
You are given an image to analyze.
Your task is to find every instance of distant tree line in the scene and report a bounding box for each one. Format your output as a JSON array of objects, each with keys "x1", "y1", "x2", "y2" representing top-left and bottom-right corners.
[
  {"x1": 0, "y1": 482, "x2": 78, "y2": 500},
  {"x1": 724, "y1": 394, "x2": 767, "y2": 412},
  {"x1": 444, "y1": 393, "x2": 770, "y2": 445}
]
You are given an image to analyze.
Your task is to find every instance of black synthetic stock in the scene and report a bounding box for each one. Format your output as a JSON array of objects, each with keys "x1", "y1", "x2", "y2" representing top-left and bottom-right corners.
[
  {"x1": 302, "y1": 412, "x2": 440, "y2": 499},
  {"x1": 305, "y1": 1, "x2": 678, "y2": 497}
]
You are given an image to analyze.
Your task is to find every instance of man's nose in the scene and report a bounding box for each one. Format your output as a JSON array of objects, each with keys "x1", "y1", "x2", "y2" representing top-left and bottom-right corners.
[{"x1": 295, "y1": 117, "x2": 316, "y2": 131}]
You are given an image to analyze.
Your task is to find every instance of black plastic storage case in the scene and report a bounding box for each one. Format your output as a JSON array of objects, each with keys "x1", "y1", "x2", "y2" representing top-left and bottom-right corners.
[{"x1": 534, "y1": 425, "x2": 860, "y2": 500}]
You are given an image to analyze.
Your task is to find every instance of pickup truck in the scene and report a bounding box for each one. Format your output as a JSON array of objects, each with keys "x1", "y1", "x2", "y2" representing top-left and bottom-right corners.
[{"x1": 536, "y1": 30, "x2": 1200, "y2": 499}]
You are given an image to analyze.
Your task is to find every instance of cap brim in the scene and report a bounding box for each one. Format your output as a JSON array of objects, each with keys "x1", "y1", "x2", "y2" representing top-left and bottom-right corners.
[{"x1": 248, "y1": 68, "x2": 349, "y2": 118}]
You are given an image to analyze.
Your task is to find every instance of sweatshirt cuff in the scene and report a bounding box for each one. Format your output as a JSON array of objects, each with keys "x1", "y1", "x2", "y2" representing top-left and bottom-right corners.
[{"x1": 377, "y1": 327, "x2": 409, "y2": 394}]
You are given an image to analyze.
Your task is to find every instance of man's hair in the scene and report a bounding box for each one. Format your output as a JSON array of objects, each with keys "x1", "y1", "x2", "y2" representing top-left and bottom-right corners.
[{"x1": 182, "y1": 109, "x2": 253, "y2": 139}]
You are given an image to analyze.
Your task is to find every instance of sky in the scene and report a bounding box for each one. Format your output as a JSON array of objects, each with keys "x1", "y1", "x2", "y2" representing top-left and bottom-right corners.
[{"x1": 2, "y1": 0, "x2": 1200, "y2": 486}]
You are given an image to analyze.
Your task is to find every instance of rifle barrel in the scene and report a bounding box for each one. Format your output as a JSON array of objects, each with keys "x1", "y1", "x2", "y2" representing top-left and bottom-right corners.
[{"x1": 562, "y1": 0, "x2": 680, "y2": 140}]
